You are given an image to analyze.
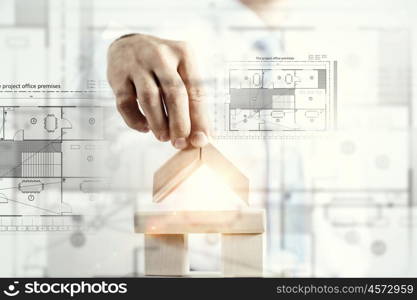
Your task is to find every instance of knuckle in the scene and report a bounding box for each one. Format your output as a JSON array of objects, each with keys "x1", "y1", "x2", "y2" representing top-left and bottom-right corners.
[
  {"x1": 109, "y1": 38, "x2": 150, "y2": 69},
  {"x1": 152, "y1": 44, "x2": 171, "y2": 64},
  {"x1": 152, "y1": 42, "x2": 182, "y2": 67},
  {"x1": 108, "y1": 55, "x2": 137, "y2": 81},
  {"x1": 156, "y1": 43, "x2": 170, "y2": 53},
  {"x1": 171, "y1": 121, "x2": 190, "y2": 136},
  {"x1": 164, "y1": 87, "x2": 184, "y2": 104},
  {"x1": 115, "y1": 88, "x2": 132, "y2": 99},
  {"x1": 188, "y1": 87, "x2": 205, "y2": 102},
  {"x1": 108, "y1": 39, "x2": 134, "y2": 61},
  {"x1": 116, "y1": 97, "x2": 134, "y2": 113},
  {"x1": 140, "y1": 88, "x2": 159, "y2": 106},
  {"x1": 153, "y1": 47, "x2": 165, "y2": 61},
  {"x1": 175, "y1": 41, "x2": 191, "y2": 56},
  {"x1": 160, "y1": 76, "x2": 180, "y2": 89}
]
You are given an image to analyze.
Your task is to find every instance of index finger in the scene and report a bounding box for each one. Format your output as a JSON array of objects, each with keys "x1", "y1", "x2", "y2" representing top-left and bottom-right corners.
[{"x1": 177, "y1": 46, "x2": 210, "y2": 147}]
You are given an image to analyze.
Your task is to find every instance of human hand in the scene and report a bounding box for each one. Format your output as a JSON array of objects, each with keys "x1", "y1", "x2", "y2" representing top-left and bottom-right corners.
[{"x1": 107, "y1": 33, "x2": 210, "y2": 149}]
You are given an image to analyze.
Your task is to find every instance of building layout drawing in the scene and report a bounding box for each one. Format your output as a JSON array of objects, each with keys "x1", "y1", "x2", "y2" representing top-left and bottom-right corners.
[
  {"x1": 215, "y1": 60, "x2": 337, "y2": 138},
  {"x1": 0, "y1": 105, "x2": 108, "y2": 231},
  {"x1": 0, "y1": 0, "x2": 414, "y2": 279}
]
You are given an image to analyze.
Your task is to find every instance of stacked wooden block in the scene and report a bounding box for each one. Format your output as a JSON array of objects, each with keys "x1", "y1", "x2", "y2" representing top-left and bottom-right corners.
[
  {"x1": 135, "y1": 143, "x2": 266, "y2": 277},
  {"x1": 134, "y1": 210, "x2": 265, "y2": 276}
]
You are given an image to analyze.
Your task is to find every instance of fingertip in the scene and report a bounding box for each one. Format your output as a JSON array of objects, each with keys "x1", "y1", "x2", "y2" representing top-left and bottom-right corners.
[
  {"x1": 173, "y1": 137, "x2": 188, "y2": 149},
  {"x1": 158, "y1": 132, "x2": 170, "y2": 142},
  {"x1": 190, "y1": 131, "x2": 208, "y2": 148}
]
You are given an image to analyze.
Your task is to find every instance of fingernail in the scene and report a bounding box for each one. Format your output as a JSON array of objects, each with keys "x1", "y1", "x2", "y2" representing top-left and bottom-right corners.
[
  {"x1": 174, "y1": 138, "x2": 187, "y2": 149},
  {"x1": 192, "y1": 131, "x2": 208, "y2": 147},
  {"x1": 159, "y1": 132, "x2": 170, "y2": 142}
]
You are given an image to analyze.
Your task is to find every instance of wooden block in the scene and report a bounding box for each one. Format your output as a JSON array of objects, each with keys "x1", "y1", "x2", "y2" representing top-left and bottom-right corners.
[
  {"x1": 153, "y1": 147, "x2": 201, "y2": 203},
  {"x1": 201, "y1": 144, "x2": 249, "y2": 204},
  {"x1": 152, "y1": 143, "x2": 249, "y2": 205},
  {"x1": 135, "y1": 210, "x2": 265, "y2": 234},
  {"x1": 144, "y1": 234, "x2": 189, "y2": 276},
  {"x1": 221, "y1": 233, "x2": 264, "y2": 277}
]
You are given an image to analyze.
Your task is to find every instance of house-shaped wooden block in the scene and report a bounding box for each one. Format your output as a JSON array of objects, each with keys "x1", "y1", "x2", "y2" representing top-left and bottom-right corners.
[
  {"x1": 152, "y1": 144, "x2": 249, "y2": 204},
  {"x1": 134, "y1": 143, "x2": 266, "y2": 277}
]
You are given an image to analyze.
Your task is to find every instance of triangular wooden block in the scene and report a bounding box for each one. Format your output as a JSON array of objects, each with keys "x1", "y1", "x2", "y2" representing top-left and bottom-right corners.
[
  {"x1": 152, "y1": 143, "x2": 249, "y2": 204},
  {"x1": 153, "y1": 147, "x2": 201, "y2": 203},
  {"x1": 201, "y1": 144, "x2": 249, "y2": 204}
]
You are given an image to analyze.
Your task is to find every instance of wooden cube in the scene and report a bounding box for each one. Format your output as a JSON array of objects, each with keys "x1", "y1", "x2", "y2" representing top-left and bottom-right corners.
[
  {"x1": 144, "y1": 234, "x2": 188, "y2": 276},
  {"x1": 221, "y1": 233, "x2": 263, "y2": 277}
]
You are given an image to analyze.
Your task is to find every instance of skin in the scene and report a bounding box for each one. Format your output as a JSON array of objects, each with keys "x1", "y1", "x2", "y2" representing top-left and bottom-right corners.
[
  {"x1": 107, "y1": 0, "x2": 284, "y2": 149},
  {"x1": 107, "y1": 34, "x2": 210, "y2": 149}
]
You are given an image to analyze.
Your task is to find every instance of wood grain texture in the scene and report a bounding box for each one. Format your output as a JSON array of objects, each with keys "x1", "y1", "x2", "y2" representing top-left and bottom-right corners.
[
  {"x1": 221, "y1": 233, "x2": 264, "y2": 277},
  {"x1": 153, "y1": 147, "x2": 201, "y2": 203},
  {"x1": 144, "y1": 234, "x2": 189, "y2": 276},
  {"x1": 135, "y1": 210, "x2": 265, "y2": 234}
]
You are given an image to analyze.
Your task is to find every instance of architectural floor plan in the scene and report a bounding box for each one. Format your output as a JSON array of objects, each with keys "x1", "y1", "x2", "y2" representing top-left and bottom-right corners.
[
  {"x1": 0, "y1": 105, "x2": 107, "y2": 231},
  {"x1": 0, "y1": 0, "x2": 416, "y2": 279},
  {"x1": 215, "y1": 60, "x2": 337, "y2": 138}
]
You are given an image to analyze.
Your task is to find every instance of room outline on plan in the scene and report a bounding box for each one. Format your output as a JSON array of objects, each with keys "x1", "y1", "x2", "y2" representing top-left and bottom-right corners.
[
  {"x1": 215, "y1": 60, "x2": 337, "y2": 138},
  {"x1": 0, "y1": 105, "x2": 108, "y2": 231}
]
